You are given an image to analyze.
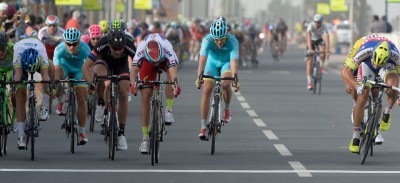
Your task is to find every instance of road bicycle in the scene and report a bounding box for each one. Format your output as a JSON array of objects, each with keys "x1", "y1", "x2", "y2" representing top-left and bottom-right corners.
[
  {"x1": 135, "y1": 70, "x2": 177, "y2": 165},
  {"x1": 0, "y1": 73, "x2": 15, "y2": 157},
  {"x1": 94, "y1": 73, "x2": 129, "y2": 160},
  {"x1": 18, "y1": 73, "x2": 51, "y2": 160},
  {"x1": 358, "y1": 76, "x2": 400, "y2": 164},
  {"x1": 198, "y1": 74, "x2": 235, "y2": 155},
  {"x1": 311, "y1": 51, "x2": 322, "y2": 94},
  {"x1": 56, "y1": 76, "x2": 86, "y2": 154}
]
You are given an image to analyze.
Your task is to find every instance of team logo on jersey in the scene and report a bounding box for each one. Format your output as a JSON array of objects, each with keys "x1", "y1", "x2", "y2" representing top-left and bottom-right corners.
[{"x1": 24, "y1": 43, "x2": 38, "y2": 47}]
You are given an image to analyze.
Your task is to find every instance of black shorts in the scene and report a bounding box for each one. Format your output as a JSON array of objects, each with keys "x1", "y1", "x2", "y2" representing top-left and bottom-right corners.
[
  {"x1": 305, "y1": 39, "x2": 325, "y2": 57},
  {"x1": 94, "y1": 60, "x2": 130, "y2": 77}
]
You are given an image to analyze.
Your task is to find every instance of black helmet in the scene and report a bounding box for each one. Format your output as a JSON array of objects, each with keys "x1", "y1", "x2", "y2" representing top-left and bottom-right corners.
[{"x1": 107, "y1": 28, "x2": 126, "y2": 49}]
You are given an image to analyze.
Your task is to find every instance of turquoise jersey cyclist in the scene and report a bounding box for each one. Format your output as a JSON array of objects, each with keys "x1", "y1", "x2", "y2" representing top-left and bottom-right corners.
[
  {"x1": 196, "y1": 17, "x2": 240, "y2": 140},
  {"x1": 53, "y1": 28, "x2": 91, "y2": 145}
]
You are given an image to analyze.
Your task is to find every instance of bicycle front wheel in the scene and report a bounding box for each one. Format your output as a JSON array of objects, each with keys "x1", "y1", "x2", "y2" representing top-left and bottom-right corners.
[
  {"x1": 360, "y1": 114, "x2": 376, "y2": 164},
  {"x1": 150, "y1": 100, "x2": 159, "y2": 165},
  {"x1": 109, "y1": 111, "x2": 117, "y2": 160},
  {"x1": 70, "y1": 94, "x2": 76, "y2": 154},
  {"x1": 210, "y1": 95, "x2": 220, "y2": 155},
  {"x1": 29, "y1": 97, "x2": 35, "y2": 161}
]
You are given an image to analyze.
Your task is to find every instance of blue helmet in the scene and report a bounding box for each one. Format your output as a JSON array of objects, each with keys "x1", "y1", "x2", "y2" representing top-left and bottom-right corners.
[
  {"x1": 210, "y1": 18, "x2": 227, "y2": 39},
  {"x1": 21, "y1": 48, "x2": 41, "y2": 73},
  {"x1": 63, "y1": 28, "x2": 81, "y2": 42}
]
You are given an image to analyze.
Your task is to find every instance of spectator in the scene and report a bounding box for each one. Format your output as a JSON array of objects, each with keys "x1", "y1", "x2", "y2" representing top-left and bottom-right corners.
[
  {"x1": 25, "y1": 14, "x2": 37, "y2": 36},
  {"x1": 382, "y1": 15, "x2": 392, "y2": 33},
  {"x1": 35, "y1": 16, "x2": 45, "y2": 31},
  {"x1": 370, "y1": 15, "x2": 384, "y2": 33},
  {"x1": 33, "y1": 0, "x2": 53, "y2": 18},
  {"x1": 65, "y1": 10, "x2": 81, "y2": 30},
  {"x1": 0, "y1": 2, "x2": 8, "y2": 30}
]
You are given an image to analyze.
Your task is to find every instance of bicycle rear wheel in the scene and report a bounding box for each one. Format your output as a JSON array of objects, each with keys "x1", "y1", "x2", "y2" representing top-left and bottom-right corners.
[
  {"x1": 150, "y1": 100, "x2": 159, "y2": 165},
  {"x1": 0, "y1": 100, "x2": 4, "y2": 157},
  {"x1": 312, "y1": 61, "x2": 320, "y2": 94},
  {"x1": 88, "y1": 94, "x2": 96, "y2": 132},
  {"x1": 29, "y1": 97, "x2": 35, "y2": 161},
  {"x1": 318, "y1": 63, "x2": 322, "y2": 95}
]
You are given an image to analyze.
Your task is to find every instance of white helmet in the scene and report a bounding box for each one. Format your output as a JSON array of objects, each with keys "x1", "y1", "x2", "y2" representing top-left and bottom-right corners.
[{"x1": 313, "y1": 14, "x2": 323, "y2": 23}]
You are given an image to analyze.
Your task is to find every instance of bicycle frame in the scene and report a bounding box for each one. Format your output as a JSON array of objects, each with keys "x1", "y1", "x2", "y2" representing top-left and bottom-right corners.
[
  {"x1": 312, "y1": 51, "x2": 322, "y2": 94},
  {"x1": 0, "y1": 72, "x2": 13, "y2": 156}
]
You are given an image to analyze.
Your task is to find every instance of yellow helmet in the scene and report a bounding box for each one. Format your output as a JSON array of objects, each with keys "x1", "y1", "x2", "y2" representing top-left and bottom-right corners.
[
  {"x1": 99, "y1": 20, "x2": 109, "y2": 33},
  {"x1": 372, "y1": 41, "x2": 390, "y2": 67}
]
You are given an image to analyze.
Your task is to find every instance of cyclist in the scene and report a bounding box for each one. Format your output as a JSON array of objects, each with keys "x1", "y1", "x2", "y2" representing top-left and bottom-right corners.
[
  {"x1": 130, "y1": 33, "x2": 180, "y2": 154},
  {"x1": 99, "y1": 20, "x2": 109, "y2": 36},
  {"x1": 85, "y1": 24, "x2": 102, "y2": 50},
  {"x1": 195, "y1": 17, "x2": 240, "y2": 140},
  {"x1": 305, "y1": 14, "x2": 330, "y2": 90},
  {"x1": 38, "y1": 15, "x2": 64, "y2": 115},
  {"x1": 276, "y1": 18, "x2": 288, "y2": 55},
  {"x1": 82, "y1": 28, "x2": 136, "y2": 151},
  {"x1": 53, "y1": 28, "x2": 91, "y2": 145},
  {"x1": 165, "y1": 21, "x2": 184, "y2": 65},
  {"x1": 109, "y1": 20, "x2": 134, "y2": 41},
  {"x1": 342, "y1": 34, "x2": 388, "y2": 144},
  {"x1": 342, "y1": 37, "x2": 400, "y2": 153},
  {"x1": 0, "y1": 31, "x2": 15, "y2": 123},
  {"x1": 13, "y1": 37, "x2": 51, "y2": 149}
]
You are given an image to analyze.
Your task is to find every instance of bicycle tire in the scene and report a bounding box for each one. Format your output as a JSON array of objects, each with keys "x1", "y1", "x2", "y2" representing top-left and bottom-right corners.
[
  {"x1": 70, "y1": 93, "x2": 75, "y2": 154},
  {"x1": 4, "y1": 102, "x2": 12, "y2": 155},
  {"x1": 155, "y1": 107, "x2": 162, "y2": 164},
  {"x1": 29, "y1": 96, "x2": 35, "y2": 161},
  {"x1": 150, "y1": 100, "x2": 159, "y2": 165},
  {"x1": 109, "y1": 110, "x2": 117, "y2": 160},
  {"x1": 48, "y1": 95, "x2": 53, "y2": 114},
  {"x1": 89, "y1": 94, "x2": 96, "y2": 132},
  {"x1": 360, "y1": 113, "x2": 376, "y2": 164},
  {"x1": 0, "y1": 96, "x2": 4, "y2": 157},
  {"x1": 211, "y1": 95, "x2": 219, "y2": 155},
  {"x1": 318, "y1": 62, "x2": 322, "y2": 95}
]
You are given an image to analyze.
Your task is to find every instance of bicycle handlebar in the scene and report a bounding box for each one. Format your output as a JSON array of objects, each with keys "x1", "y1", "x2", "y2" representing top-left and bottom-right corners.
[
  {"x1": 366, "y1": 80, "x2": 400, "y2": 92},
  {"x1": 134, "y1": 77, "x2": 178, "y2": 97},
  {"x1": 55, "y1": 79, "x2": 87, "y2": 84}
]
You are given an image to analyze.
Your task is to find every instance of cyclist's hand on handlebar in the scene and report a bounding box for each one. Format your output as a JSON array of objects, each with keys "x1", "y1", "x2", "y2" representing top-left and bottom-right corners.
[
  {"x1": 356, "y1": 85, "x2": 365, "y2": 95},
  {"x1": 232, "y1": 82, "x2": 240, "y2": 92},
  {"x1": 173, "y1": 85, "x2": 181, "y2": 97},
  {"x1": 309, "y1": 49, "x2": 315, "y2": 54},
  {"x1": 195, "y1": 79, "x2": 201, "y2": 89}
]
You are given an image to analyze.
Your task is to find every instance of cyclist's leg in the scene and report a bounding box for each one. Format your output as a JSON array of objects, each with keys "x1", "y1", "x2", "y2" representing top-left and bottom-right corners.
[
  {"x1": 199, "y1": 61, "x2": 217, "y2": 137},
  {"x1": 305, "y1": 44, "x2": 313, "y2": 89},
  {"x1": 112, "y1": 62, "x2": 130, "y2": 129},
  {"x1": 379, "y1": 64, "x2": 399, "y2": 131},
  {"x1": 93, "y1": 60, "x2": 108, "y2": 122},
  {"x1": 318, "y1": 40, "x2": 326, "y2": 64},
  {"x1": 73, "y1": 70, "x2": 89, "y2": 141},
  {"x1": 221, "y1": 62, "x2": 233, "y2": 122},
  {"x1": 15, "y1": 71, "x2": 28, "y2": 149},
  {"x1": 163, "y1": 62, "x2": 177, "y2": 124},
  {"x1": 55, "y1": 63, "x2": 68, "y2": 115}
]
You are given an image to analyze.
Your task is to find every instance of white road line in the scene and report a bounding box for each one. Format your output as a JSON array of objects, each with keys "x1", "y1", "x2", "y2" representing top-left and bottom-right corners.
[
  {"x1": 289, "y1": 161, "x2": 312, "y2": 177},
  {"x1": 237, "y1": 96, "x2": 246, "y2": 102},
  {"x1": 246, "y1": 110, "x2": 258, "y2": 117},
  {"x1": 270, "y1": 71, "x2": 291, "y2": 74},
  {"x1": 274, "y1": 144, "x2": 292, "y2": 156},
  {"x1": 263, "y1": 130, "x2": 279, "y2": 140},
  {"x1": 252, "y1": 119, "x2": 266, "y2": 127},
  {"x1": 240, "y1": 102, "x2": 250, "y2": 109},
  {"x1": 3, "y1": 168, "x2": 400, "y2": 174}
]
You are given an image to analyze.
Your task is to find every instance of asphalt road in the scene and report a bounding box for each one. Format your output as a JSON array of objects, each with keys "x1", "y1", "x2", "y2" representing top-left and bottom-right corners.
[{"x1": 2, "y1": 45, "x2": 400, "y2": 183}]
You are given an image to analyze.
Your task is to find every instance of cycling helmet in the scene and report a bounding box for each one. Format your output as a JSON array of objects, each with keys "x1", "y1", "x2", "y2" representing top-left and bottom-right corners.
[
  {"x1": 210, "y1": 18, "x2": 227, "y2": 39},
  {"x1": 171, "y1": 21, "x2": 179, "y2": 29},
  {"x1": 63, "y1": 28, "x2": 81, "y2": 43},
  {"x1": 372, "y1": 41, "x2": 390, "y2": 67},
  {"x1": 45, "y1": 15, "x2": 59, "y2": 25},
  {"x1": 110, "y1": 20, "x2": 126, "y2": 30},
  {"x1": 80, "y1": 34, "x2": 90, "y2": 44},
  {"x1": 145, "y1": 40, "x2": 164, "y2": 63},
  {"x1": 99, "y1": 20, "x2": 109, "y2": 33},
  {"x1": 88, "y1": 24, "x2": 101, "y2": 38},
  {"x1": 21, "y1": 48, "x2": 41, "y2": 74},
  {"x1": 313, "y1": 14, "x2": 323, "y2": 23},
  {"x1": 107, "y1": 28, "x2": 126, "y2": 49},
  {"x1": 0, "y1": 31, "x2": 9, "y2": 46}
]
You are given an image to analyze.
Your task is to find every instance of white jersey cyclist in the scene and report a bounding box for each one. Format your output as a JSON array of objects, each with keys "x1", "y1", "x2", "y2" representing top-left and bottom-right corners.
[
  {"x1": 13, "y1": 37, "x2": 49, "y2": 68},
  {"x1": 133, "y1": 33, "x2": 178, "y2": 66},
  {"x1": 306, "y1": 21, "x2": 329, "y2": 41}
]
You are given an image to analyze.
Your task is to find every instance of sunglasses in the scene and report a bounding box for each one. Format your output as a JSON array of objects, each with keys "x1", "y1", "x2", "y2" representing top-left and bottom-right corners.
[
  {"x1": 48, "y1": 24, "x2": 58, "y2": 27},
  {"x1": 214, "y1": 37, "x2": 226, "y2": 43},
  {"x1": 91, "y1": 37, "x2": 100, "y2": 41},
  {"x1": 66, "y1": 41, "x2": 79, "y2": 47}
]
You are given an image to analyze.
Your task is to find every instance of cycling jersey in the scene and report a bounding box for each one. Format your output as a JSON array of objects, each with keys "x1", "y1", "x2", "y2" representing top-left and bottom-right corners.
[
  {"x1": 13, "y1": 37, "x2": 49, "y2": 69},
  {"x1": 345, "y1": 37, "x2": 400, "y2": 71},
  {"x1": 90, "y1": 34, "x2": 136, "y2": 76},
  {"x1": 38, "y1": 26, "x2": 65, "y2": 60},
  {"x1": 200, "y1": 33, "x2": 239, "y2": 76},
  {"x1": 53, "y1": 41, "x2": 91, "y2": 82},
  {"x1": 306, "y1": 22, "x2": 329, "y2": 41},
  {"x1": 133, "y1": 33, "x2": 178, "y2": 67},
  {"x1": 0, "y1": 42, "x2": 14, "y2": 81},
  {"x1": 345, "y1": 34, "x2": 379, "y2": 65}
]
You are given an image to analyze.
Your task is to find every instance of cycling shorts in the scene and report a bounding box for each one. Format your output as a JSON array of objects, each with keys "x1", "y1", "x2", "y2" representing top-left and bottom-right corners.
[
  {"x1": 203, "y1": 60, "x2": 231, "y2": 80},
  {"x1": 57, "y1": 58, "x2": 87, "y2": 87},
  {"x1": 138, "y1": 59, "x2": 169, "y2": 89}
]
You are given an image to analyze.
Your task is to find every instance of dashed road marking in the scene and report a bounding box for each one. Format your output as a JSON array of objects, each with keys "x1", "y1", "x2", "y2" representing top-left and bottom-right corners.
[
  {"x1": 289, "y1": 161, "x2": 312, "y2": 177},
  {"x1": 270, "y1": 71, "x2": 291, "y2": 74},
  {"x1": 240, "y1": 102, "x2": 250, "y2": 109},
  {"x1": 237, "y1": 96, "x2": 246, "y2": 102},
  {"x1": 274, "y1": 144, "x2": 292, "y2": 156},
  {"x1": 246, "y1": 110, "x2": 258, "y2": 117},
  {"x1": 263, "y1": 130, "x2": 279, "y2": 140},
  {"x1": 252, "y1": 119, "x2": 266, "y2": 127}
]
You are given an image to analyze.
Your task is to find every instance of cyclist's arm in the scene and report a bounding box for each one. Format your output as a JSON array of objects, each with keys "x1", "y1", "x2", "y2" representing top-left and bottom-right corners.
[
  {"x1": 129, "y1": 65, "x2": 139, "y2": 87},
  {"x1": 323, "y1": 26, "x2": 330, "y2": 54},
  {"x1": 82, "y1": 57, "x2": 95, "y2": 84},
  {"x1": 198, "y1": 38, "x2": 209, "y2": 76},
  {"x1": 306, "y1": 31, "x2": 313, "y2": 51},
  {"x1": 40, "y1": 67, "x2": 50, "y2": 81},
  {"x1": 341, "y1": 66, "x2": 358, "y2": 89}
]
